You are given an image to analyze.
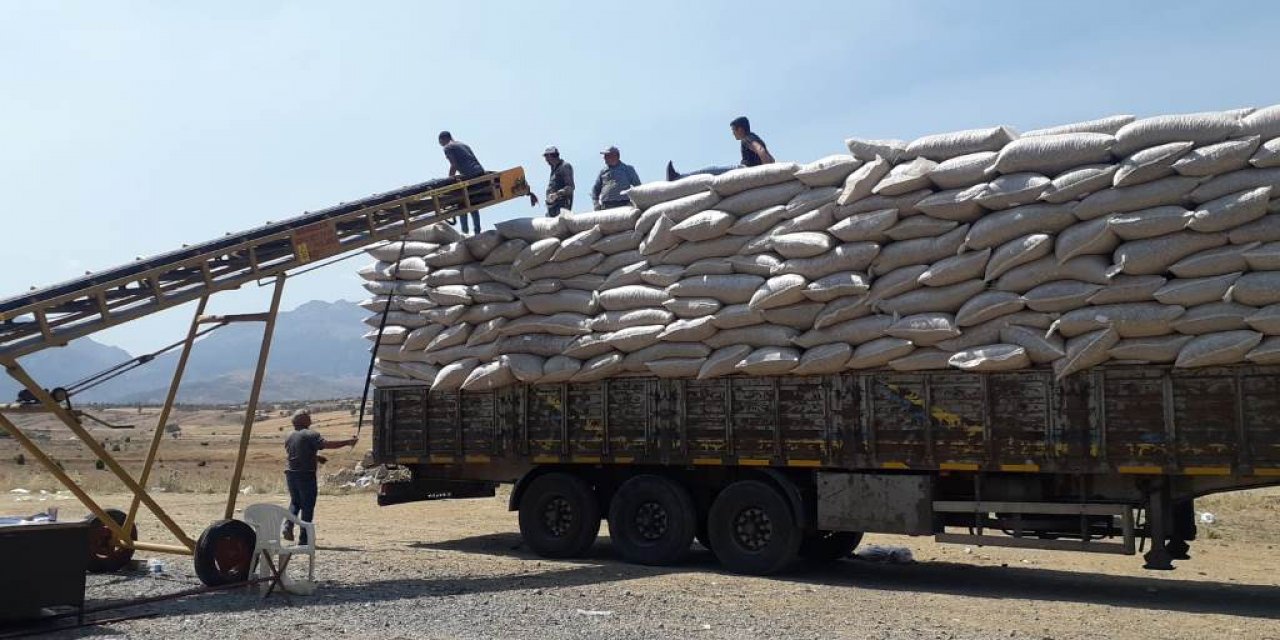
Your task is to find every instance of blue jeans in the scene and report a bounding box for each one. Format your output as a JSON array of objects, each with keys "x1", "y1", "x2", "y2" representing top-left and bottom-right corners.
[{"x1": 284, "y1": 471, "x2": 317, "y2": 544}]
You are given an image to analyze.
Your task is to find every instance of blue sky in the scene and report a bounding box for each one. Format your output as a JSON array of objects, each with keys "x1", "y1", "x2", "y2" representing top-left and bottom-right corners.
[{"x1": 2, "y1": 1, "x2": 1278, "y2": 355}]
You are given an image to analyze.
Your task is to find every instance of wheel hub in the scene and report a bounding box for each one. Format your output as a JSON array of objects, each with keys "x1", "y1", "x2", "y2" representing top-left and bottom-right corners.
[
  {"x1": 733, "y1": 506, "x2": 773, "y2": 552},
  {"x1": 633, "y1": 501, "x2": 669, "y2": 541},
  {"x1": 543, "y1": 496, "x2": 574, "y2": 537},
  {"x1": 211, "y1": 536, "x2": 251, "y2": 580}
]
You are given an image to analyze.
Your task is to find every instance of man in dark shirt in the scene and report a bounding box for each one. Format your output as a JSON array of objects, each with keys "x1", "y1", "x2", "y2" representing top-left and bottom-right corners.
[
  {"x1": 543, "y1": 146, "x2": 574, "y2": 217},
  {"x1": 664, "y1": 115, "x2": 776, "y2": 181},
  {"x1": 438, "y1": 131, "x2": 485, "y2": 235},
  {"x1": 282, "y1": 411, "x2": 358, "y2": 543}
]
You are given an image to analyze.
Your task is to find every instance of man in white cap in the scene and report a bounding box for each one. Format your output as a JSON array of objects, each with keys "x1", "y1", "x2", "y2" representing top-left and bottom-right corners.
[
  {"x1": 591, "y1": 146, "x2": 642, "y2": 210},
  {"x1": 282, "y1": 410, "x2": 358, "y2": 543},
  {"x1": 542, "y1": 146, "x2": 574, "y2": 217}
]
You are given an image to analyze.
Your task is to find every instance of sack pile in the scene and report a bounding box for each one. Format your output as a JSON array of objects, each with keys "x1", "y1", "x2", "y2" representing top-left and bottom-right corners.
[{"x1": 360, "y1": 105, "x2": 1280, "y2": 391}]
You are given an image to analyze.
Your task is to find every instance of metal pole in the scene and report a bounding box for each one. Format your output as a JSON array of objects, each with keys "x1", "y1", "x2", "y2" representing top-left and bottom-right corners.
[
  {"x1": 124, "y1": 295, "x2": 209, "y2": 534},
  {"x1": 1, "y1": 360, "x2": 195, "y2": 548},
  {"x1": 224, "y1": 275, "x2": 286, "y2": 519}
]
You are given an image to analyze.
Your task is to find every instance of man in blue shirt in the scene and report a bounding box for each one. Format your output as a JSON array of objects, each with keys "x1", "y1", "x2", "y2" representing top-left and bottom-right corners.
[
  {"x1": 438, "y1": 131, "x2": 485, "y2": 235},
  {"x1": 592, "y1": 146, "x2": 642, "y2": 210},
  {"x1": 282, "y1": 411, "x2": 358, "y2": 543}
]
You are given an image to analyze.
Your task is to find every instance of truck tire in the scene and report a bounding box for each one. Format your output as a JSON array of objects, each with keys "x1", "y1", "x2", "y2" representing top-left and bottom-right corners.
[
  {"x1": 518, "y1": 472, "x2": 600, "y2": 559},
  {"x1": 194, "y1": 519, "x2": 256, "y2": 586},
  {"x1": 800, "y1": 530, "x2": 863, "y2": 562},
  {"x1": 607, "y1": 475, "x2": 696, "y2": 566},
  {"x1": 707, "y1": 480, "x2": 802, "y2": 575},
  {"x1": 85, "y1": 508, "x2": 137, "y2": 573}
]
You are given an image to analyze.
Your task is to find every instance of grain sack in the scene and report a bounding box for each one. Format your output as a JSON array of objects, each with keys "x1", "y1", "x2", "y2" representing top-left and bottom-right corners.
[
  {"x1": 501, "y1": 354, "x2": 546, "y2": 384},
  {"x1": 553, "y1": 226, "x2": 604, "y2": 261},
  {"x1": 748, "y1": 274, "x2": 808, "y2": 311},
  {"x1": 830, "y1": 208, "x2": 898, "y2": 242},
  {"x1": 785, "y1": 188, "x2": 841, "y2": 218},
  {"x1": 999, "y1": 325, "x2": 1065, "y2": 363},
  {"x1": 1187, "y1": 186, "x2": 1271, "y2": 232},
  {"x1": 791, "y1": 343, "x2": 854, "y2": 375},
  {"x1": 836, "y1": 157, "x2": 893, "y2": 205},
  {"x1": 711, "y1": 163, "x2": 800, "y2": 196},
  {"x1": 597, "y1": 285, "x2": 667, "y2": 311},
  {"x1": 1056, "y1": 217, "x2": 1119, "y2": 262},
  {"x1": 1110, "y1": 232, "x2": 1227, "y2": 276},
  {"x1": 658, "y1": 316, "x2": 718, "y2": 342},
  {"x1": 1226, "y1": 271, "x2": 1280, "y2": 306},
  {"x1": 501, "y1": 314, "x2": 592, "y2": 337},
  {"x1": 367, "y1": 241, "x2": 439, "y2": 262},
  {"x1": 1228, "y1": 214, "x2": 1280, "y2": 244},
  {"x1": 779, "y1": 242, "x2": 881, "y2": 279},
  {"x1": 1113, "y1": 111, "x2": 1241, "y2": 156},
  {"x1": 1108, "y1": 335, "x2": 1193, "y2": 363},
  {"x1": 905, "y1": 126, "x2": 1016, "y2": 161},
  {"x1": 362, "y1": 280, "x2": 397, "y2": 295},
  {"x1": 1173, "y1": 136, "x2": 1262, "y2": 176},
  {"x1": 1252, "y1": 138, "x2": 1280, "y2": 168},
  {"x1": 713, "y1": 304, "x2": 766, "y2": 329},
  {"x1": 402, "y1": 324, "x2": 446, "y2": 350},
  {"x1": 974, "y1": 173, "x2": 1052, "y2": 209},
  {"x1": 359, "y1": 296, "x2": 392, "y2": 312},
  {"x1": 1086, "y1": 274, "x2": 1166, "y2": 305},
  {"x1": 1175, "y1": 331, "x2": 1263, "y2": 368},
  {"x1": 1240, "y1": 105, "x2": 1280, "y2": 138},
  {"x1": 919, "y1": 249, "x2": 990, "y2": 287},
  {"x1": 1246, "y1": 337, "x2": 1280, "y2": 364},
  {"x1": 957, "y1": 290, "x2": 1026, "y2": 326},
  {"x1": 470, "y1": 282, "x2": 516, "y2": 303},
  {"x1": 1041, "y1": 164, "x2": 1119, "y2": 204},
  {"x1": 888, "y1": 349, "x2": 955, "y2": 371},
  {"x1": 1024, "y1": 281, "x2": 1104, "y2": 312},
  {"x1": 872, "y1": 225, "x2": 968, "y2": 275},
  {"x1": 949, "y1": 345, "x2": 1030, "y2": 371},
  {"x1": 592, "y1": 230, "x2": 643, "y2": 255},
  {"x1": 965, "y1": 203, "x2": 1076, "y2": 250},
  {"x1": 1075, "y1": 176, "x2": 1200, "y2": 220},
  {"x1": 424, "y1": 243, "x2": 475, "y2": 268},
  {"x1": 406, "y1": 222, "x2": 464, "y2": 244},
  {"x1": 591, "y1": 308, "x2": 674, "y2": 332},
  {"x1": 640, "y1": 190, "x2": 723, "y2": 231},
  {"x1": 664, "y1": 297, "x2": 722, "y2": 318},
  {"x1": 1107, "y1": 206, "x2": 1192, "y2": 241},
  {"x1": 994, "y1": 133, "x2": 1115, "y2": 175},
  {"x1": 364, "y1": 326, "x2": 408, "y2": 346},
  {"x1": 431, "y1": 358, "x2": 480, "y2": 392},
  {"x1": 358, "y1": 261, "x2": 396, "y2": 281},
  {"x1": 601, "y1": 262, "x2": 647, "y2": 289},
  {"x1": 705, "y1": 324, "x2": 798, "y2": 349},
  {"x1": 1189, "y1": 168, "x2": 1280, "y2": 203},
  {"x1": 461, "y1": 360, "x2": 516, "y2": 392},
  {"x1": 929, "y1": 151, "x2": 997, "y2": 189},
  {"x1": 914, "y1": 188, "x2": 986, "y2": 222},
  {"x1": 424, "y1": 268, "x2": 464, "y2": 286},
  {"x1": 986, "y1": 233, "x2": 1054, "y2": 281},
  {"x1": 727, "y1": 253, "x2": 784, "y2": 276},
  {"x1": 1055, "y1": 329, "x2": 1120, "y2": 379},
  {"x1": 736, "y1": 346, "x2": 801, "y2": 375},
  {"x1": 427, "y1": 285, "x2": 472, "y2": 306},
  {"x1": 602, "y1": 325, "x2": 665, "y2": 352},
  {"x1": 776, "y1": 205, "x2": 835, "y2": 235},
  {"x1": 846, "y1": 337, "x2": 915, "y2": 369},
  {"x1": 640, "y1": 215, "x2": 680, "y2": 256},
  {"x1": 1024, "y1": 115, "x2": 1135, "y2": 137},
  {"x1": 561, "y1": 207, "x2": 641, "y2": 234},
  {"x1": 397, "y1": 296, "x2": 438, "y2": 312},
  {"x1": 370, "y1": 374, "x2": 415, "y2": 388},
  {"x1": 1051, "y1": 303, "x2": 1185, "y2": 338},
  {"x1": 461, "y1": 301, "x2": 527, "y2": 324},
  {"x1": 671, "y1": 210, "x2": 736, "y2": 242},
  {"x1": 495, "y1": 216, "x2": 564, "y2": 242},
  {"x1": 627, "y1": 174, "x2": 714, "y2": 209},
  {"x1": 845, "y1": 139, "x2": 907, "y2": 163},
  {"x1": 994, "y1": 255, "x2": 1111, "y2": 292},
  {"x1": 1172, "y1": 302, "x2": 1253, "y2": 334},
  {"x1": 1244, "y1": 242, "x2": 1280, "y2": 270},
  {"x1": 668, "y1": 274, "x2": 764, "y2": 303},
  {"x1": 729, "y1": 205, "x2": 789, "y2": 236},
  {"x1": 514, "y1": 238, "x2": 559, "y2": 272},
  {"x1": 646, "y1": 358, "x2": 705, "y2": 378},
  {"x1": 795, "y1": 154, "x2": 863, "y2": 187},
  {"x1": 1169, "y1": 243, "x2": 1256, "y2": 278},
  {"x1": 423, "y1": 343, "x2": 500, "y2": 367},
  {"x1": 657, "y1": 235, "x2": 754, "y2": 265},
  {"x1": 944, "y1": 312, "x2": 1057, "y2": 352},
  {"x1": 873, "y1": 157, "x2": 938, "y2": 196},
  {"x1": 465, "y1": 231, "x2": 503, "y2": 260},
  {"x1": 803, "y1": 271, "x2": 871, "y2": 302},
  {"x1": 683, "y1": 258, "x2": 736, "y2": 276},
  {"x1": 374, "y1": 310, "x2": 432, "y2": 328},
  {"x1": 813, "y1": 296, "x2": 873, "y2": 329},
  {"x1": 525, "y1": 289, "x2": 596, "y2": 315},
  {"x1": 886, "y1": 313, "x2": 961, "y2": 345},
  {"x1": 572, "y1": 353, "x2": 625, "y2": 382},
  {"x1": 868, "y1": 264, "x2": 929, "y2": 301},
  {"x1": 717, "y1": 181, "x2": 807, "y2": 215},
  {"x1": 564, "y1": 333, "x2": 614, "y2": 360},
  {"x1": 885, "y1": 215, "x2": 959, "y2": 241},
  {"x1": 639, "y1": 264, "x2": 685, "y2": 287},
  {"x1": 426, "y1": 323, "x2": 472, "y2": 350},
  {"x1": 877, "y1": 279, "x2": 986, "y2": 315},
  {"x1": 795, "y1": 314, "x2": 892, "y2": 348},
  {"x1": 498, "y1": 334, "x2": 577, "y2": 357},
  {"x1": 396, "y1": 362, "x2": 441, "y2": 383},
  {"x1": 768, "y1": 232, "x2": 833, "y2": 259},
  {"x1": 541, "y1": 355, "x2": 582, "y2": 383},
  {"x1": 466, "y1": 318, "x2": 507, "y2": 347},
  {"x1": 839, "y1": 189, "x2": 933, "y2": 217},
  {"x1": 1113, "y1": 141, "x2": 1195, "y2": 188},
  {"x1": 698, "y1": 345, "x2": 754, "y2": 379}
]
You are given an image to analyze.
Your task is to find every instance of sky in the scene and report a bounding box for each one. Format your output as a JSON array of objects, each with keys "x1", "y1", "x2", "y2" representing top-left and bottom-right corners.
[{"x1": 2, "y1": 0, "x2": 1278, "y2": 356}]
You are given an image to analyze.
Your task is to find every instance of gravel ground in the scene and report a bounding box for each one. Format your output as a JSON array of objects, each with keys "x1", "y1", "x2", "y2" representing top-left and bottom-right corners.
[{"x1": 4, "y1": 490, "x2": 1278, "y2": 640}]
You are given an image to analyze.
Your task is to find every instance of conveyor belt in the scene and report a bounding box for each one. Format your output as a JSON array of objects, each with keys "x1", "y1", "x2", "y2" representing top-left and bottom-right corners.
[{"x1": 0, "y1": 168, "x2": 530, "y2": 360}]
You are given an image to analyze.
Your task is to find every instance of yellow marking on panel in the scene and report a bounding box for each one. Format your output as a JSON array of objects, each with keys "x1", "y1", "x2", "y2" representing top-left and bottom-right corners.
[
  {"x1": 880, "y1": 461, "x2": 910, "y2": 470},
  {"x1": 692, "y1": 458, "x2": 723, "y2": 466},
  {"x1": 1182, "y1": 466, "x2": 1231, "y2": 476},
  {"x1": 571, "y1": 456, "x2": 601, "y2": 464},
  {"x1": 1250, "y1": 468, "x2": 1280, "y2": 477},
  {"x1": 786, "y1": 459, "x2": 822, "y2": 468},
  {"x1": 532, "y1": 455, "x2": 559, "y2": 464},
  {"x1": 429, "y1": 454, "x2": 455, "y2": 464},
  {"x1": 738, "y1": 458, "x2": 772, "y2": 467},
  {"x1": 940, "y1": 462, "x2": 979, "y2": 471},
  {"x1": 464, "y1": 454, "x2": 491, "y2": 464},
  {"x1": 1118, "y1": 465, "x2": 1164, "y2": 475},
  {"x1": 612, "y1": 456, "x2": 635, "y2": 464},
  {"x1": 1000, "y1": 463, "x2": 1041, "y2": 473}
]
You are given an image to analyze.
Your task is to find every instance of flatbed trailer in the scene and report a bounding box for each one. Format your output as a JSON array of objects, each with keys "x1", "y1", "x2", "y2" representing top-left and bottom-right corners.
[{"x1": 372, "y1": 365, "x2": 1280, "y2": 574}]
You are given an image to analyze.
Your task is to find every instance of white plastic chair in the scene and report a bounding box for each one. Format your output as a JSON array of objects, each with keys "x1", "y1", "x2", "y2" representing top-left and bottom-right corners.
[{"x1": 243, "y1": 503, "x2": 316, "y2": 593}]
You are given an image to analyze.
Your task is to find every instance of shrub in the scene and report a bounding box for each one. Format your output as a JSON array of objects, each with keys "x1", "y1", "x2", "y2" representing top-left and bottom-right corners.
[
  {"x1": 94, "y1": 460, "x2": 105, "y2": 471},
  {"x1": 14, "y1": 453, "x2": 24, "y2": 465}
]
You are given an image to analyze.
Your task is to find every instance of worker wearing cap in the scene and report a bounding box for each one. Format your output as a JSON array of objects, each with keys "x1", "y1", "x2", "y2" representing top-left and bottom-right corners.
[
  {"x1": 665, "y1": 115, "x2": 776, "y2": 181},
  {"x1": 283, "y1": 411, "x2": 358, "y2": 543},
  {"x1": 542, "y1": 146, "x2": 574, "y2": 217},
  {"x1": 591, "y1": 146, "x2": 642, "y2": 210},
  {"x1": 438, "y1": 131, "x2": 485, "y2": 235}
]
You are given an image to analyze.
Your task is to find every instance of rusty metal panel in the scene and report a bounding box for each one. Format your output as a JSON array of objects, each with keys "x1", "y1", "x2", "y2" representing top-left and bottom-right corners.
[
  {"x1": 525, "y1": 385, "x2": 564, "y2": 456},
  {"x1": 926, "y1": 373, "x2": 987, "y2": 465},
  {"x1": 1171, "y1": 369, "x2": 1238, "y2": 467},
  {"x1": 817, "y1": 471, "x2": 933, "y2": 534},
  {"x1": 1102, "y1": 369, "x2": 1167, "y2": 466},
  {"x1": 1242, "y1": 372, "x2": 1280, "y2": 468},
  {"x1": 566, "y1": 383, "x2": 604, "y2": 455},
  {"x1": 683, "y1": 379, "x2": 730, "y2": 456},
  {"x1": 729, "y1": 378, "x2": 774, "y2": 458},
  {"x1": 426, "y1": 390, "x2": 458, "y2": 454},
  {"x1": 777, "y1": 377, "x2": 828, "y2": 460},
  {"x1": 459, "y1": 390, "x2": 496, "y2": 454},
  {"x1": 988, "y1": 372, "x2": 1053, "y2": 465},
  {"x1": 381, "y1": 388, "x2": 427, "y2": 457},
  {"x1": 866, "y1": 375, "x2": 930, "y2": 464},
  {"x1": 606, "y1": 378, "x2": 651, "y2": 456}
]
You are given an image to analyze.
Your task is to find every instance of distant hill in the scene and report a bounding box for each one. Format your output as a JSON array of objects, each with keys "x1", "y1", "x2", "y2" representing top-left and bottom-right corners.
[{"x1": 0, "y1": 300, "x2": 374, "y2": 404}]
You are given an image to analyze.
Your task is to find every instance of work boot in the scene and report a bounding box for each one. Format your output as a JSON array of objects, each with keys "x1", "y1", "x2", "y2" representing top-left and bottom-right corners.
[
  {"x1": 666, "y1": 161, "x2": 680, "y2": 182},
  {"x1": 281, "y1": 527, "x2": 294, "y2": 542}
]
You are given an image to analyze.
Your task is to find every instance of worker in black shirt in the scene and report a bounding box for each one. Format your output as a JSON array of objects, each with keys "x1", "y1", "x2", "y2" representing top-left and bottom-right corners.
[
  {"x1": 543, "y1": 146, "x2": 574, "y2": 217},
  {"x1": 282, "y1": 411, "x2": 358, "y2": 543},
  {"x1": 665, "y1": 115, "x2": 776, "y2": 181},
  {"x1": 438, "y1": 131, "x2": 485, "y2": 235}
]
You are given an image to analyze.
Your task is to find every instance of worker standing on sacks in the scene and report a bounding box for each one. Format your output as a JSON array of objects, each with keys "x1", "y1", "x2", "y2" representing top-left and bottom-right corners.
[
  {"x1": 282, "y1": 411, "x2": 358, "y2": 543},
  {"x1": 592, "y1": 145, "x2": 642, "y2": 210},
  {"x1": 666, "y1": 115, "x2": 776, "y2": 180},
  {"x1": 543, "y1": 146, "x2": 575, "y2": 217},
  {"x1": 438, "y1": 131, "x2": 486, "y2": 235}
]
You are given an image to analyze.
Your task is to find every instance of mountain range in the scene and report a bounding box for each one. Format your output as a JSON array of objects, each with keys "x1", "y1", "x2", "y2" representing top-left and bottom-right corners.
[{"x1": 0, "y1": 300, "x2": 374, "y2": 404}]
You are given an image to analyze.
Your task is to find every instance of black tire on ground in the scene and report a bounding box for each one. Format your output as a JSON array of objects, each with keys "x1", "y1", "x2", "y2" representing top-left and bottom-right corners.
[
  {"x1": 194, "y1": 519, "x2": 257, "y2": 586},
  {"x1": 607, "y1": 475, "x2": 697, "y2": 566},
  {"x1": 85, "y1": 508, "x2": 137, "y2": 573},
  {"x1": 800, "y1": 530, "x2": 864, "y2": 562},
  {"x1": 707, "y1": 480, "x2": 803, "y2": 575},
  {"x1": 518, "y1": 472, "x2": 601, "y2": 559}
]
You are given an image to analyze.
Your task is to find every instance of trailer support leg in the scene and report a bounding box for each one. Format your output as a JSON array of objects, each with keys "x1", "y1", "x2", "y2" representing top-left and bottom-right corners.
[{"x1": 1142, "y1": 483, "x2": 1174, "y2": 571}]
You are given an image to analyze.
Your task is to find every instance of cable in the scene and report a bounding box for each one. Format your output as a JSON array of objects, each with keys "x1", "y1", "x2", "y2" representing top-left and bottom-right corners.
[{"x1": 353, "y1": 235, "x2": 410, "y2": 441}]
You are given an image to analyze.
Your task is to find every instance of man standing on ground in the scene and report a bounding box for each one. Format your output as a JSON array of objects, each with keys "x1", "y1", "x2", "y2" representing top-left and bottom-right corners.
[
  {"x1": 665, "y1": 115, "x2": 776, "y2": 181},
  {"x1": 282, "y1": 411, "x2": 358, "y2": 543},
  {"x1": 438, "y1": 131, "x2": 485, "y2": 235},
  {"x1": 591, "y1": 146, "x2": 642, "y2": 210},
  {"x1": 543, "y1": 146, "x2": 574, "y2": 217}
]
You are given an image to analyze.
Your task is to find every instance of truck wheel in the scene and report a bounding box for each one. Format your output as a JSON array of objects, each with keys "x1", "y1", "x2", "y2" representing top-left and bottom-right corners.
[
  {"x1": 85, "y1": 508, "x2": 137, "y2": 573},
  {"x1": 607, "y1": 475, "x2": 696, "y2": 566},
  {"x1": 800, "y1": 531, "x2": 863, "y2": 562},
  {"x1": 707, "y1": 480, "x2": 802, "y2": 575},
  {"x1": 518, "y1": 472, "x2": 600, "y2": 559},
  {"x1": 194, "y1": 519, "x2": 256, "y2": 586}
]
